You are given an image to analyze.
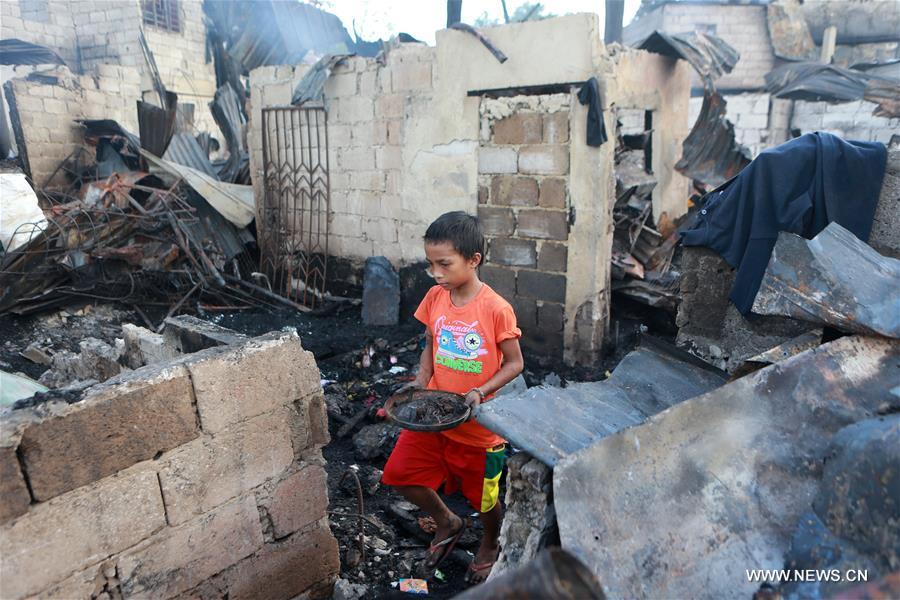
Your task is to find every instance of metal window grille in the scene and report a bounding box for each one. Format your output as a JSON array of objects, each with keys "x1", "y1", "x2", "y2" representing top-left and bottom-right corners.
[
  {"x1": 142, "y1": 0, "x2": 181, "y2": 32},
  {"x1": 259, "y1": 107, "x2": 331, "y2": 309}
]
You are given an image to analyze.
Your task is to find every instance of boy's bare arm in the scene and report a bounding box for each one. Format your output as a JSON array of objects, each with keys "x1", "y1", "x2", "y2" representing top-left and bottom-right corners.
[{"x1": 464, "y1": 337, "x2": 524, "y2": 410}]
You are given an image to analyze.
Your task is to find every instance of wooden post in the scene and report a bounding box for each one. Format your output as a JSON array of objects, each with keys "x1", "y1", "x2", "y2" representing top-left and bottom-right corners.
[{"x1": 820, "y1": 25, "x2": 837, "y2": 63}]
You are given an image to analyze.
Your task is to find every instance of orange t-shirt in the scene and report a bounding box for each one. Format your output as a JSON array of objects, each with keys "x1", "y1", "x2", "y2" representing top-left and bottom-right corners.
[{"x1": 414, "y1": 283, "x2": 522, "y2": 448}]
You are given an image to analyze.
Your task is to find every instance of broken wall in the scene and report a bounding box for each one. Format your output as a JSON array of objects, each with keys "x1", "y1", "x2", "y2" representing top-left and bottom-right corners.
[
  {"x1": 624, "y1": 3, "x2": 776, "y2": 90},
  {"x1": 0, "y1": 331, "x2": 339, "y2": 600},
  {"x1": 249, "y1": 14, "x2": 691, "y2": 365},
  {"x1": 4, "y1": 65, "x2": 142, "y2": 186}
]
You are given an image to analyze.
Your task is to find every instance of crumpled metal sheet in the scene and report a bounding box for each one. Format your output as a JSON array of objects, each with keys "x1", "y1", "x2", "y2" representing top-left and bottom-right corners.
[
  {"x1": 203, "y1": 0, "x2": 358, "y2": 73},
  {"x1": 766, "y1": 0, "x2": 818, "y2": 61},
  {"x1": 140, "y1": 149, "x2": 255, "y2": 227},
  {"x1": 137, "y1": 91, "x2": 178, "y2": 158},
  {"x1": 0, "y1": 39, "x2": 65, "y2": 66},
  {"x1": 209, "y1": 85, "x2": 248, "y2": 183},
  {"x1": 291, "y1": 54, "x2": 350, "y2": 106},
  {"x1": 163, "y1": 132, "x2": 219, "y2": 179},
  {"x1": 554, "y1": 334, "x2": 900, "y2": 599},
  {"x1": 475, "y1": 337, "x2": 726, "y2": 466},
  {"x1": 638, "y1": 30, "x2": 739, "y2": 85},
  {"x1": 675, "y1": 90, "x2": 752, "y2": 187},
  {"x1": 752, "y1": 223, "x2": 900, "y2": 339}
]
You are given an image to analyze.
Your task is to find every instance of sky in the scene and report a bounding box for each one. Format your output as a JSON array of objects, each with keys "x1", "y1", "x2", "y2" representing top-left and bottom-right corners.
[{"x1": 327, "y1": 0, "x2": 643, "y2": 44}]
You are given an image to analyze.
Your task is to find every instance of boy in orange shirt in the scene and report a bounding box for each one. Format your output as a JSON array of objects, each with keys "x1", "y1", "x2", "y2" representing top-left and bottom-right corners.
[{"x1": 382, "y1": 211, "x2": 524, "y2": 584}]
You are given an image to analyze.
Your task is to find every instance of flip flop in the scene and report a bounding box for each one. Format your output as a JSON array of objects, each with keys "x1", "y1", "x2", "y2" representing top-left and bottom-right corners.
[
  {"x1": 419, "y1": 517, "x2": 466, "y2": 576},
  {"x1": 464, "y1": 560, "x2": 495, "y2": 585}
]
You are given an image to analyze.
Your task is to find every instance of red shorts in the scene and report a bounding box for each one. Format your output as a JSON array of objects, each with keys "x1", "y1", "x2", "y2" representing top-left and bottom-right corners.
[{"x1": 382, "y1": 430, "x2": 506, "y2": 513}]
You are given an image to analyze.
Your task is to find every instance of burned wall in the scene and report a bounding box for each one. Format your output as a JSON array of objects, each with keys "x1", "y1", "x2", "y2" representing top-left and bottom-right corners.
[
  {"x1": 0, "y1": 0, "x2": 79, "y2": 67},
  {"x1": 0, "y1": 331, "x2": 339, "y2": 600},
  {"x1": 248, "y1": 14, "x2": 691, "y2": 365},
  {"x1": 478, "y1": 95, "x2": 572, "y2": 358},
  {"x1": 3, "y1": 65, "x2": 142, "y2": 186}
]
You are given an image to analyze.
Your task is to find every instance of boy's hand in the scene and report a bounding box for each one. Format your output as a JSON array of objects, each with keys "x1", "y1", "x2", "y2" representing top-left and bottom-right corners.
[{"x1": 464, "y1": 388, "x2": 485, "y2": 419}]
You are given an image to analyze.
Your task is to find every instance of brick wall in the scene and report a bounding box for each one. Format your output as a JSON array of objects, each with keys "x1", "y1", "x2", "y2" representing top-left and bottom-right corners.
[
  {"x1": 478, "y1": 95, "x2": 571, "y2": 357},
  {"x1": 4, "y1": 65, "x2": 143, "y2": 186},
  {"x1": 0, "y1": 331, "x2": 338, "y2": 600}
]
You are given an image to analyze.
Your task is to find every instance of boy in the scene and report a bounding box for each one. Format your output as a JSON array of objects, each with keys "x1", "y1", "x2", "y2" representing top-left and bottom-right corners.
[{"x1": 382, "y1": 211, "x2": 524, "y2": 585}]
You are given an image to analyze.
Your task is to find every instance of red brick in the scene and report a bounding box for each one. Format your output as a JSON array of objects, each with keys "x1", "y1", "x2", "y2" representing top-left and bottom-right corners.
[
  {"x1": 267, "y1": 466, "x2": 329, "y2": 538},
  {"x1": 478, "y1": 185, "x2": 489, "y2": 204},
  {"x1": 539, "y1": 177, "x2": 567, "y2": 208},
  {"x1": 492, "y1": 113, "x2": 542, "y2": 144},
  {"x1": 538, "y1": 302, "x2": 565, "y2": 332},
  {"x1": 511, "y1": 297, "x2": 537, "y2": 330},
  {"x1": 307, "y1": 393, "x2": 330, "y2": 448},
  {"x1": 489, "y1": 238, "x2": 536, "y2": 267},
  {"x1": 478, "y1": 206, "x2": 516, "y2": 236},
  {"x1": 517, "y1": 209, "x2": 569, "y2": 240},
  {"x1": 538, "y1": 242, "x2": 568, "y2": 271},
  {"x1": 490, "y1": 175, "x2": 538, "y2": 206}
]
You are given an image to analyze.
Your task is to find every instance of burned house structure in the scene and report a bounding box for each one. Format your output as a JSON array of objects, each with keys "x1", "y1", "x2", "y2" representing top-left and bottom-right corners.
[{"x1": 1, "y1": 2, "x2": 898, "y2": 599}]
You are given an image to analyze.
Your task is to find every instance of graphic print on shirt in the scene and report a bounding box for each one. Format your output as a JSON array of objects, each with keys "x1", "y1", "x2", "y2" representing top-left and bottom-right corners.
[{"x1": 433, "y1": 315, "x2": 488, "y2": 374}]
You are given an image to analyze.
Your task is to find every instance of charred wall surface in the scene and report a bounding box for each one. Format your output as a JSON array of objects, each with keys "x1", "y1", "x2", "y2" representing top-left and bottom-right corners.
[{"x1": 0, "y1": 331, "x2": 339, "y2": 600}]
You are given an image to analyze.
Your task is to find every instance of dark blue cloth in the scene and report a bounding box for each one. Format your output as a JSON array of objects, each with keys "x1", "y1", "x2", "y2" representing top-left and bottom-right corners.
[{"x1": 681, "y1": 132, "x2": 887, "y2": 314}]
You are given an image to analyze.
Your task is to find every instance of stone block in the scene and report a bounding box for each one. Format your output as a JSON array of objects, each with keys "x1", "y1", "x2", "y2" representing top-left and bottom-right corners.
[
  {"x1": 185, "y1": 331, "x2": 320, "y2": 434},
  {"x1": 163, "y1": 315, "x2": 247, "y2": 354},
  {"x1": 0, "y1": 468, "x2": 165, "y2": 599},
  {"x1": 490, "y1": 175, "x2": 539, "y2": 206},
  {"x1": 375, "y1": 146, "x2": 402, "y2": 170},
  {"x1": 517, "y1": 270, "x2": 566, "y2": 303},
  {"x1": 538, "y1": 242, "x2": 568, "y2": 272},
  {"x1": 19, "y1": 363, "x2": 199, "y2": 502},
  {"x1": 391, "y1": 62, "x2": 432, "y2": 91},
  {"x1": 543, "y1": 112, "x2": 569, "y2": 143},
  {"x1": 159, "y1": 409, "x2": 295, "y2": 525},
  {"x1": 119, "y1": 495, "x2": 264, "y2": 599},
  {"x1": 478, "y1": 206, "x2": 515, "y2": 236},
  {"x1": 480, "y1": 265, "x2": 516, "y2": 300},
  {"x1": 202, "y1": 521, "x2": 339, "y2": 600},
  {"x1": 336, "y1": 96, "x2": 374, "y2": 123},
  {"x1": 478, "y1": 185, "x2": 489, "y2": 204},
  {"x1": 518, "y1": 145, "x2": 569, "y2": 175},
  {"x1": 539, "y1": 177, "x2": 567, "y2": 208},
  {"x1": 538, "y1": 302, "x2": 565, "y2": 332},
  {"x1": 489, "y1": 238, "x2": 536, "y2": 268},
  {"x1": 359, "y1": 70, "x2": 377, "y2": 95},
  {"x1": 42, "y1": 98, "x2": 67, "y2": 115},
  {"x1": 0, "y1": 445, "x2": 30, "y2": 525},
  {"x1": 362, "y1": 256, "x2": 400, "y2": 326},
  {"x1": 350, "y1": 171, "x2": 385, "y2": 191},
  {"x1": 267, "y1": 466, "x2": 329, "y2": 538},
  {"x1": 323, "y1": 72, "x2": 356, "y2": 97},
  {"x1": 492, "y1": 113, "x2": 542, "y2": 145},
  {"x1": 516, "y1": 209, "x2": 568, "y2": 240},
  {"x1": 478, "y1": 147, "x2": 518, "y2": 174}
]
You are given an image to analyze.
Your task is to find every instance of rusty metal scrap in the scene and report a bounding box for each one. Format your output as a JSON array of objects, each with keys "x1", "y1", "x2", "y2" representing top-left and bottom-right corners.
[
  {"x1": 553, "y1": 334, "x2": 900, "y2": 599},
  {"x1": 637, "y1": 30, "x2": 739, "y2": 86},
  {"x1": 766, "y1": 0, "x2": 818, "y2": 62},
  {"x1": 675, "y1": 90, "x2": 752, "y2": 188},
  {"x1": 752, "y1": 223, "x2": 900, "y2": 339}
]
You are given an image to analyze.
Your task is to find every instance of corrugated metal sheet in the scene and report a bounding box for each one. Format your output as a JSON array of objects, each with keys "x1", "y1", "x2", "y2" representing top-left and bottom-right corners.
[
  {"x1": 203, "y1": 0, "x2": 358, "y2": 73},
  {"x1": 209, "y1": 85, "x2": 247, "y2": 183},
  {"x1": 476, "y1": 337, "x2": 726, "y2": 466},
  {"x1": 637, "y1": 30, "x2": 739, "y2": 85},
  {"x1": 0, "y1": 39, "x2": 65, "y2": 66},
  {"x1": 163, "y1": 132, "x2": 218, "y2": 179},
  {"x1": 137, "y1": 91, "x2": 178, "y2": 158}
]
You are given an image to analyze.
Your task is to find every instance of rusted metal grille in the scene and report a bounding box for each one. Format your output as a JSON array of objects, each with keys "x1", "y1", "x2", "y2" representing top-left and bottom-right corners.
[
  {"x1": 142, "y1": 0, "x2": 181, "y2": 32},
  {"x1": 259, "y1": 106, "x2": 330, "y2": 309}
]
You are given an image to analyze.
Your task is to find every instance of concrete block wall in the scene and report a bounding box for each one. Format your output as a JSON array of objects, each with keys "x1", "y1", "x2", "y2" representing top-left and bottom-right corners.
[
  {"x1": 4, "y1": 65, "x2": 142, "y2": 186},
  {"x1": 790, "y1": 100, "x2": 900, "y2": 143},
  {"x1": 477, "y1": 95, "x2": 572, "y2": 357},
  {"x1": 0, "y1": 0, "x2": 79, "y2": 68},
  {"x1": 0, "y1": 331, "x2": 339, "y2": 600},
  {"x1": 624, "y1": 4, "x2": 776, "y2": 91}
]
